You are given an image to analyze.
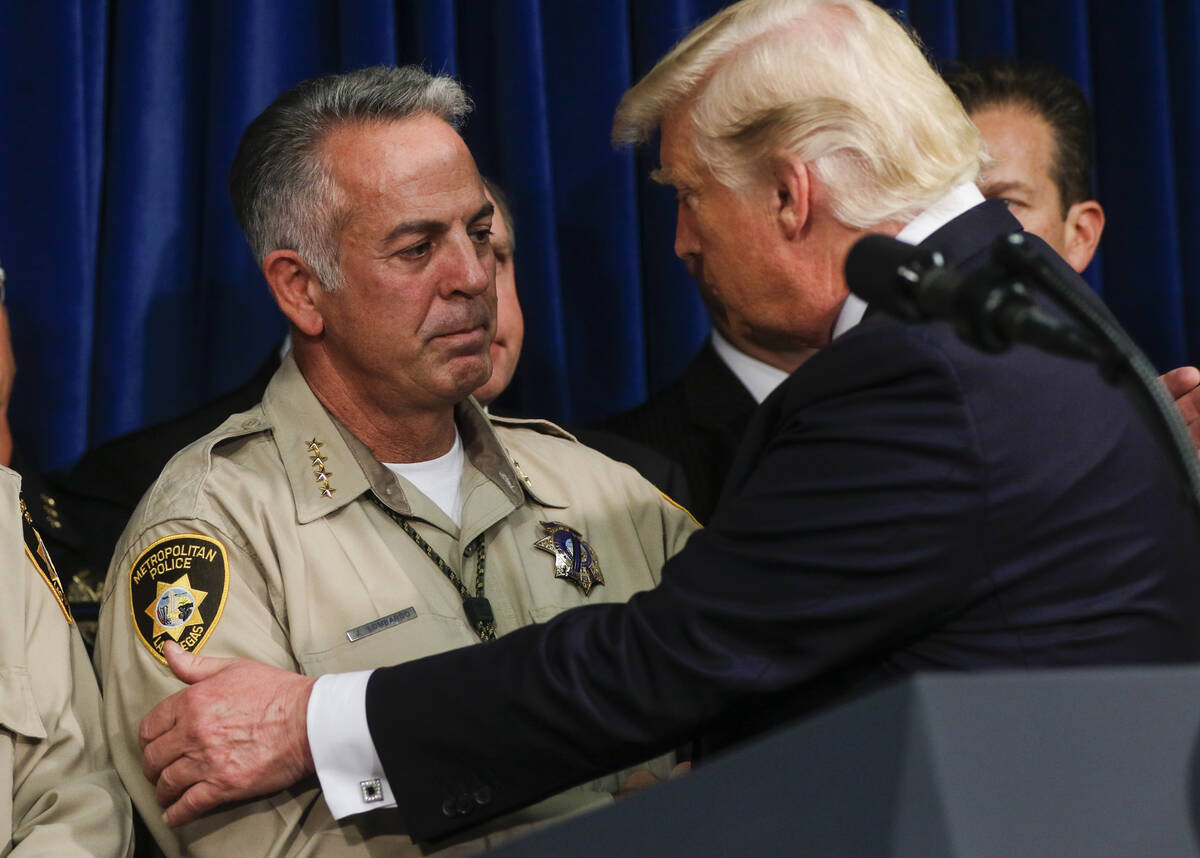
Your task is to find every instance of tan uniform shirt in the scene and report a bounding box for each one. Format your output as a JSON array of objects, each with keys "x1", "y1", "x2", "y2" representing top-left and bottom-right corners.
[
  {"x1": 97, "y1": 356, "x2": 697, "y2": 857},
  {"x1": 0, "y1": 466, "x2": 132, "y2": 857}
]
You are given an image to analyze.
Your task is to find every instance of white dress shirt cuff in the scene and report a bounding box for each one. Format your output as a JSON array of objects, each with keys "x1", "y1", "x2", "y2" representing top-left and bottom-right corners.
[{"x1": 308, "y1": 670, "x2": 397, "y2": 819}]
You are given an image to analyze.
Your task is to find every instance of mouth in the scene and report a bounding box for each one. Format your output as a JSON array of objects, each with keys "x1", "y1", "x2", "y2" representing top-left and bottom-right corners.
[
  {"x1": 433, "y1": 325, "x2": 489, "y2": 348},
  {"x1": 429, "y1": 302, "x2": 494, "y2": 351}
]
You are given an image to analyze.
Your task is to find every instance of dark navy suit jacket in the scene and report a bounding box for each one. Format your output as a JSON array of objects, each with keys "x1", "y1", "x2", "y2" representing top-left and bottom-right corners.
[{"x1": 366, "y1": 201, "x2": 1200, "y2": 840}]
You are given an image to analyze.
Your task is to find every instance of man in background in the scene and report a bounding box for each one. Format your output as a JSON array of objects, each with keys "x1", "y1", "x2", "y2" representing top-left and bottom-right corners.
[
  {"x1": 945, "y1": 59, "x2": 1102, "y2": 275},
  {"x1": 946, "y1": 57, "x2": 1200, "y2": 435}
]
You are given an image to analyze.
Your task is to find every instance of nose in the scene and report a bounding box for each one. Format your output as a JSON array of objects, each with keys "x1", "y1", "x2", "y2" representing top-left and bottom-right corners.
[
  {"x1": 674, "y1": 203, "x2": 700, "y2": 261},
  {"x1": 444, "y1": 228, "x2": 491, "y2": 298}
]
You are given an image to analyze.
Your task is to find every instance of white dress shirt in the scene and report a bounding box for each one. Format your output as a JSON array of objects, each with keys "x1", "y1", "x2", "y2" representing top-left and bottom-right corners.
[{"x1": 709, "y1": 328, "x2": 790, "y2": 403}]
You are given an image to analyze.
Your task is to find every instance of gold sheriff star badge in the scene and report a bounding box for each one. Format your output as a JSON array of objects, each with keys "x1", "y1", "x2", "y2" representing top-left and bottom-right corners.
[
  {"x1": 534, "y1": 521, "x2": 604, "y2": 596},
  {"x1": 144, "y1": 574, "x2": 208, "y2": 640}
]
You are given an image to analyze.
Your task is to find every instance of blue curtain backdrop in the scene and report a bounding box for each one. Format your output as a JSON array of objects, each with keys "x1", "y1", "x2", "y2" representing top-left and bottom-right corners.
[{"x1": 0, "y1": 0, "x2": 1195, "y2": 470}]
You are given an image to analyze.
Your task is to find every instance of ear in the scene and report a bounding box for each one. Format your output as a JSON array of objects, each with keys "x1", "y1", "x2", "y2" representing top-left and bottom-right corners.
[
  {"x1": 1062, "y1": 199, "x2": 1105, "y2": 273},
  {"x1": 772, "y1": 153, "x2": 811, "y2": 241},
  {"x1": 263, "y1": 249, "x2": 326, "y2": 337}
]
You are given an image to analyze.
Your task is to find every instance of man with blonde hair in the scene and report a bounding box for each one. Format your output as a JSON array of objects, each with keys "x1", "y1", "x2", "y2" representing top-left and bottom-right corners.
[{"x1": 136, "y1": 0, "x2": 1200, "y2": 843}]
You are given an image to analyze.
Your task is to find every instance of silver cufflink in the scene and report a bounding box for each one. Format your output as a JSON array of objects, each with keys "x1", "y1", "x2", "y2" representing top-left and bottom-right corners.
[{"x1": 360, "y1": 778, "x2": 384, "y2": 803}]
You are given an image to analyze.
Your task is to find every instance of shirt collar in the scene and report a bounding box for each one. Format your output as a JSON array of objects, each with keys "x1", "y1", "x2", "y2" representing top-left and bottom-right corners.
[
  {"x1": 709, "y1": 329, "x2": 790, "y2": 404},
  {"x1": 895, "y1": 182, "x2": 986, "y2": 246},
  {"x1": 832, "y1": 182, "x2": 985, "y2": 339},
  {"x1": 261, "y1": 355, "x2": 546, "y2": 524}
]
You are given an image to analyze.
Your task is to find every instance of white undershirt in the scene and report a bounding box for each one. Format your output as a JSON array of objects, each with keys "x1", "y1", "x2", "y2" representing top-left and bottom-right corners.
[
  {"x1": 307, "y1": 180, "x2": 989, "y2": 821},
  {"x1": 383, "y1": 430, "x2": 465, "y2": 527}
]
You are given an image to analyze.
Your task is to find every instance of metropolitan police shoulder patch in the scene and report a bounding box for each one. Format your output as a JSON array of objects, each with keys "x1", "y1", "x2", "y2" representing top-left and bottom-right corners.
[
  {"x1": 129, "y1": 533, "x2": 229, "y2": 665},
  {"x1": 20, "y1": 497, "x2": 72, "y2": 624}
]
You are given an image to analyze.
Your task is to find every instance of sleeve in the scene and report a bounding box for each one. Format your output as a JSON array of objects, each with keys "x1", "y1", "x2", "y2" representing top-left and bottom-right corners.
[
  {"x1": 307, "y1": 671, "x2": 396, "y2": 818},
  {"x1": 97, "y1": 518, "x2": 302, "y2": 858},
  {"x1": 361, "y1": 327, "x2": 987, "y2": 841},
  {"x1": 1, "y1": 481, "x2": 133, "y2": 857}
]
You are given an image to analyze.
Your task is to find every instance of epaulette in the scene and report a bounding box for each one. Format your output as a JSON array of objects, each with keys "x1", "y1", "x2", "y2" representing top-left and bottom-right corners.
[
  {"x1": 486, "y1": 414, "x2": 578, "y2": 442},
  {"x1": 19, "y1": 496, "x2": 72, "y2": 624}
]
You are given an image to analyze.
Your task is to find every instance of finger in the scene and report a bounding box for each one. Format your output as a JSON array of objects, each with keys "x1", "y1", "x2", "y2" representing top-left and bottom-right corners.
[
  {"x1": 1178, "y1": 389, "x2": 1200, "y2": 426},
  {"x1": 1161, "y1": 367, "x2": 1200, "y2": 401},
  {"x1": 619, "y1": 770, "x2": 659, "y2": 792},
  {"x1": 155, "y1": 755, "x2": 208, "y2": 809},
  {"x1": 163, "y1": 640, "x2": 236, "y2": 685},
  {"x1": 139, "y1": 690, "x2": 181, "y2": 752},
  {"x1": 669, "y1": 761, "x2": 692, "y2": 778},
  {"x1": 163, "y1": 781, "x2": 225, "y2": 828},
  {"x1": 141, "y1": 717, "x2": 188, "y2": 783}
]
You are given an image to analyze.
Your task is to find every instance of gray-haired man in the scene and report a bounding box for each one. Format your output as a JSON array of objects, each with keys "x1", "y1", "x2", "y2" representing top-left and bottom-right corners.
[{"x1": 96, "y1": 65, "x2": 695, "y2": 857}]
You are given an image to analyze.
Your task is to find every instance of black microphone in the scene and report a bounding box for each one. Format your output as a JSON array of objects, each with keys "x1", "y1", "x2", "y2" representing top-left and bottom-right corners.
[{"x1": 844, "y1": 232, "x2": 1105, "y2": 361}]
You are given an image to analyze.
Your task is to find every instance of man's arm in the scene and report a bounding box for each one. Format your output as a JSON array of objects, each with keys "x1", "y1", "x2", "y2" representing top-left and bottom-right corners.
[
  {"x1": 97, "y1": 518, "x2": 303, "y2": 857},
  {"x1": 141, "y1": 323, "x2": 988, "y2": 836}
]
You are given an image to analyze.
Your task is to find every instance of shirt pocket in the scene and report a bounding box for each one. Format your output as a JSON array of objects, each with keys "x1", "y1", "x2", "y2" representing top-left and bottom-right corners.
[
  {"x1": 0, "y1": 667, "x2": 46, "y2": 849},
  {"x1": 0, "y1": 668, "x2": 46, "y2": 741},
  {"x1": 298, "y1": 610, "x2": 478, "y2": 675}
]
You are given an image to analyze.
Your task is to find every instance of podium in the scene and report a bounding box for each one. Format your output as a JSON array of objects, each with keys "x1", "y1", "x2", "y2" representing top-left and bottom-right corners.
[{"x1": 488, "y1": 667, "x2": 1200, "y2": 857}]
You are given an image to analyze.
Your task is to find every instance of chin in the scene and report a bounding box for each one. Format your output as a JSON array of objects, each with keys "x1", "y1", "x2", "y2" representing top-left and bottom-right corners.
[{"x1": 447, "y1": 355, "x2": 493, "y2": 397}]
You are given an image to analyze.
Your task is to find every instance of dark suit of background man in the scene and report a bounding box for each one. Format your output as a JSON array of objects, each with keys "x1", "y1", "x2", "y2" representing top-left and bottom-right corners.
[{"x1": 138, "y1": 0, "x2": 1200, "y2": 842}]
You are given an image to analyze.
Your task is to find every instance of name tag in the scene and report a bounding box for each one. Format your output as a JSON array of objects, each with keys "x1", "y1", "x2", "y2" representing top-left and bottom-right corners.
[{"x1": 346, "y1": 607, "x2": 417, "y2": 642}]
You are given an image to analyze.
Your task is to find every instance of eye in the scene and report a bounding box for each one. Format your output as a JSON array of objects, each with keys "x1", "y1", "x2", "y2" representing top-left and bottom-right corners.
[
  {"x1": 471, "y1": 227, "x2": 494, "y2": 246},
  {"x1": 398, "y1": 241, "x2": 431, "y2": 259},
  {"x1": 675, "y1": 189, "x2": 698, "y2": 211}
]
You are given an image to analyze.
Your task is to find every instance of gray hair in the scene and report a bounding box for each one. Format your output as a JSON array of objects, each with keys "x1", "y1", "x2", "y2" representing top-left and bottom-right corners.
[
  {"x1": 230, "y1": 65, "x2": 472, "y2": 291},
  {"x1": 613, "y1": 0, "x2": 983, "y2": 229}
]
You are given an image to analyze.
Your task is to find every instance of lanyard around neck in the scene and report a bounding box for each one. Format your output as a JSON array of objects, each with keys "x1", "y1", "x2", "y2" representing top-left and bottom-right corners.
[{"x1": 369, "y1": 494, "x2": 495, "y2": 641}]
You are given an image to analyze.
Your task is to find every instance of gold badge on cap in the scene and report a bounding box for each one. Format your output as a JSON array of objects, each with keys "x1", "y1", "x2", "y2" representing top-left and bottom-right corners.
[
  {"x1": 534, "y1": 521, "x2": 604, "y2": 596},
  {"x1": 129, "y1": 534, "x2": 229, "y2": 664}
]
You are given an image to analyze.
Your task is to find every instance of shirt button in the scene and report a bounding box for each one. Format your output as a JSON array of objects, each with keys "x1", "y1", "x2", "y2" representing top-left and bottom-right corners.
[
  {"x1": 456, "y1": 793, "x2": 474, "y2": 816},
  {"x1": 441, "y1": 797, "x2": 457, "y2": 818},
  {"x1": 473, "y1": 786, "x2": 492, "y2": 806}
]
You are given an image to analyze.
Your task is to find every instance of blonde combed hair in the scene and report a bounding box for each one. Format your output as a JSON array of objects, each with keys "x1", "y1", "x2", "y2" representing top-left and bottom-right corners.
[{"x1": 613, "y1": 0, "x2": 984, "y2": 228}]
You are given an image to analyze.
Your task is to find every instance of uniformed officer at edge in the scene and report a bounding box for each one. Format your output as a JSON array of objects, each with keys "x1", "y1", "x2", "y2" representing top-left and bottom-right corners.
[{"x1": 0, "y1": 463, "x2": 131, "y2": 856}]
